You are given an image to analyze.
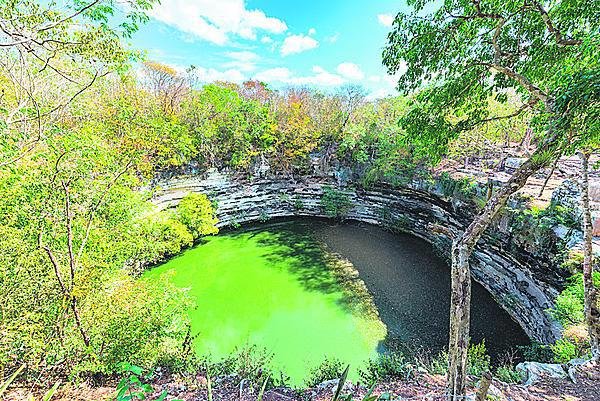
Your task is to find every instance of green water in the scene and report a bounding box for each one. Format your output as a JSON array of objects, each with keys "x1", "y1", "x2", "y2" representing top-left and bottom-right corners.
[{"x1": 144, "y1": 221, "x2": 387, "y2": 385}]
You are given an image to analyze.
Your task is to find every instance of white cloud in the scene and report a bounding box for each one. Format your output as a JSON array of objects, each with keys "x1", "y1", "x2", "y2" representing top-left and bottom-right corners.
[
  {"x1": 325, "y1": 33, "x2": 340, "y2": 43},
  {"x1": 223, "y1": 51, "x2": 259, "y2": 72},
  {"x1": 336, "y1": 62, "x2": 364, "y2": 80},
  {"x1": 255, "y1": 66, "x2": 345, "y2": 86},
  {"x1": 260, "y1": 36, "x2": 273, "y2": 43},
  {"x1": 366, "y1": 88, "x2": 394, "y2": 101},
  {"x1": 193, "y1": 66, "x2": 246, "y2": 83},
  {"x1": 377, "y1": 13, "x2": 394, "y2": 27},
  {"x1": 308, "y1": 27, "x2": 316, "y2": 35},
  {"x1": 149, "y1": 0, "x2": 287, "y2": 45},
  {"x1": 281, "y1": 34, "x2": 319, "y2": 56},
  {"x1": 226, "y1": 51, "x2": 259, "y2": 62}
]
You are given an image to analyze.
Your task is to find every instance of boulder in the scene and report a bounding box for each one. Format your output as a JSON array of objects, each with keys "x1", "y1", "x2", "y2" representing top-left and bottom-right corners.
[{"x1": 516, "y1": 361, "x2": 568, "y2": 386}]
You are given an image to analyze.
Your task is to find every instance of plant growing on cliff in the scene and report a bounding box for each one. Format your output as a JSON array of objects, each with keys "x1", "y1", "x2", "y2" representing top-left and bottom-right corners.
[
  {"x1": 359, "y1": 353, "x2": 414, "y2": 386},
  {"x1": 176, "y1": 193, "x2": 219, "y2": 240},
  {"x1": 383, "y1": 2, "x2": 598, "y2": 398},
  {"x1": 321, "y1": 186, "x2": 353, "y2": 220},
  {"x1": 305, "y1": 358, "x2": 346, "y2": 387}
]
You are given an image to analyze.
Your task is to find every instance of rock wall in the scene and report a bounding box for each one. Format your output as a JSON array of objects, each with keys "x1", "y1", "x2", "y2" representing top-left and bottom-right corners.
[{"x1": 151, "y1": 170, "x2": 567, "y2": 344}]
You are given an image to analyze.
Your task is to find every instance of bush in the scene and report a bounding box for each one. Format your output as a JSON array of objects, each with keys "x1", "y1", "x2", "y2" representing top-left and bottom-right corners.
[
  {"x1": 197, "y1": 345, "x2": 289, "y2": 390},
  {"x1": 467, "y1": 341, "x2": 491, "y2": 377},
  {"x1": 358, "y1": 353, "x2": 414, "y2": 386},
  {"x1": 321, "y1": 186, "x2": 353, "y2": 220},
  {"x1": 75, "y1": 272, "x2": 192, "y2": 376},
  {"x1": 495, "y1": 365, "x2": 523, "y2": 383},
  {"x1": 549, "y1": 274, "x2": 586, "y2": 326},
  {"x1": 551, "y1": 339, "x2": 581, "y2": 363},
  {"x1": 305, "y1": 358, "x2": 345, "y2": 387},
  {"x1": 176, "y1": 193, "x2": 219, "y2": 239},
  {"x1": 415, "y1": 350, "x2": 448, "y2": 375},
  {"x1": 517, "y1": 342, "x2": 554, "y2": 363}
]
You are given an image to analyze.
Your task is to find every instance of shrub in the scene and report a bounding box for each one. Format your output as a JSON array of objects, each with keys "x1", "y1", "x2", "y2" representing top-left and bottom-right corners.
[
  {"x1": 517, "y1": 342, "x2": 554, "y2": 363},
  {"x1": 176, "y1": 193, "x2": 219, "y2": 239},
  {"x1": 197, "y1": 345, "x2": 288, "y2": 390},
  {"x1": 358, "y1": 353, "x2": 414, "y2": 386},
  {"x1": 415, "y1": 350, "x2": 448, "y2": 375},
  {"x1": 321, "y1": 186, "x2": 353, "y2": 220},
  {"x1": 551, "y1": 338, "x2": 582, "y2": 363},
  {"x1": 495, "y1": 365, "x2": 523, "y2": 383},
  {"x1": 305, "y1": 358, "x2": 345, "y2": 387},
  {"x1": 467, "y1": 341, "x2": 491, "y2": 377},
  {"x1": 549, "y1": 274, "x2": 586, "y2": 326},
  {"x1": 437, "y1": 172, "x2": 479, "y2": 201},
  {"x1": 75, "y1": 272, "x2": 192, "y2": 376}
]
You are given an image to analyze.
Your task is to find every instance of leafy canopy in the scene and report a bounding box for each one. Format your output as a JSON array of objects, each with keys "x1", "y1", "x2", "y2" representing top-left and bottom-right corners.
[{"x1": 382, "y1": 0, "x2": 599, "y2": 163}]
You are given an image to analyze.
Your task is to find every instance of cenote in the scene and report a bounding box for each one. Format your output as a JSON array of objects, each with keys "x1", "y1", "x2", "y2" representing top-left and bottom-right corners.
[{"x1": 144, "y1": 218, "x2": 529, "y2": 385}]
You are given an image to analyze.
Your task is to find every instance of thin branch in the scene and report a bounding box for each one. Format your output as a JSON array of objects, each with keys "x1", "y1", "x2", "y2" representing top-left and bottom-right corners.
[
  {"x1": 538, "y1": 155, "x2": 560, "y2": 197},
  {"x1": 76, "y1": 160, "x2": 134, "y2": 265},
  {"x1": 61, "y1": 180, "x2": 76, "y2": 288},
  {"x1": 530, "y1": 1, "x2": 582, "y2": 46}
]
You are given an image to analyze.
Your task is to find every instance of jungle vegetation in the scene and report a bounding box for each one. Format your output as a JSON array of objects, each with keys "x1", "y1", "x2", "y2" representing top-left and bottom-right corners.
[{"x1": 0, "y1": 1, "x2": 598, "y2": 400}]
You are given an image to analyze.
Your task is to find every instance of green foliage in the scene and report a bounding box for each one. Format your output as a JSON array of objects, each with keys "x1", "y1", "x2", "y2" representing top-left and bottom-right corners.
[
  {"x1": 358, "y1": 353, "x2": 414, "y2": 386},
  {"x1": 437, "y1": 172, "x2": 480, "y2": 202},
  {"x1": 76, "y1": 273, "x2": 192, "y2": 376},
  {"x1": 411, "y1": 345, "x2": 487, "y2": 379},
  {"x1": 467, "y1": 341, "x2": 491, "y2": 377},
  {"x1": 517, "y1": 342, "x2": 554, "y2": 363},
  {"x1": 382, "y1": 0, "x2": 598, "y2": 166},
  {"x1": 321, "y1": 186, "x2": 353, "y2": 220},
  {"x1": 305, "y1": 358, "x2": 346, "y2": 387},
  {"x1": 176, "y1": 193, "x2": 219, "y2": 240},
  {"x1": 550, "y1": 339, "x2": 580, "y2": 363},
  {"x1": 549, "y1": 273, "x2": 600, "y2": 326},
  {"x1": 196, "y1": 345, "x2": 288, "y2": 390},
  {"x1": 415, "y1": 350, "x2": 449, "y2": 375},
  {"x1": 115, "y1": 363, "x2": 171, "y2": 401},
  {"x1": 181, "y1": 83, "x2": 277, "y2": 170},
  {"x1": 494, "y1": 365, "x2": 523, "y2": 384},
  {"x1": 510, "y1": 202, "x2": 580, "y2": 251},
  {"x1": 115, "y1": 363, "x2": 154, "y2": 401}
]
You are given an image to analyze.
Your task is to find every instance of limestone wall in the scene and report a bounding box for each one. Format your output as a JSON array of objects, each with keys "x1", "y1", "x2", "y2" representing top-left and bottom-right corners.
[{"x1": 151, "y1": 170, "x2": 568, "y2": 343}]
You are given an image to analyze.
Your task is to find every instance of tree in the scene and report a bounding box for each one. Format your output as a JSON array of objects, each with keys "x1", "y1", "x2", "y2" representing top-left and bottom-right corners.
[
  {"x1": 383, "y1": 1, "x2": 598, "y2": 399},
  {"x1": 0, "y1": 0, "x2": 157, "y2": 168},
  {"x1": 177, "y1": 193, "x2": 219, "y2": 240},
  {"x1": 578, "y1": 151, "x2": 599, "y2": 360},
  {"x1": 142, "y1": 61, "x2": 189, "y2": 114}
]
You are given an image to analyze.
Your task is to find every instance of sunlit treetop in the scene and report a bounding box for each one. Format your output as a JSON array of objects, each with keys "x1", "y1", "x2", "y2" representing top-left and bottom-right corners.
[
  {"x1": 382, "y1": 0, "x2": 599, "y2": 162},
  {"x1": 0, "y1": 0, "x2": 159, "y2": 69}
]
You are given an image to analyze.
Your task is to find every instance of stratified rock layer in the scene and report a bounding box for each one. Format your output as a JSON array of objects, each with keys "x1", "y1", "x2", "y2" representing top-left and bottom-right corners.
[{"x1": 152, "y1": 171, "x2": 575, "y2": 343}]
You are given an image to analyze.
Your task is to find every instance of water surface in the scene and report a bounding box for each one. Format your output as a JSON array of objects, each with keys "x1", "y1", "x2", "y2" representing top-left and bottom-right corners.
[{"x1": 145, "y1": 219, "x2": 529, "y2": 384}]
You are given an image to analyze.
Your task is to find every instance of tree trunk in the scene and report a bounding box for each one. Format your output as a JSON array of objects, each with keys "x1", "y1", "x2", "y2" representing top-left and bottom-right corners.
[
  {"x1": 579, "y1": 151, "x2": 600, "y2": 360},
  {"x1": 475, "y1": 372, "x2": 492, "y2": 401},
  {"x1": 447, "y1": 130, "x2": 561, "y2": 400},
  {"x1": 447, "y1": 244, "x2": 472, "y2": 399}
]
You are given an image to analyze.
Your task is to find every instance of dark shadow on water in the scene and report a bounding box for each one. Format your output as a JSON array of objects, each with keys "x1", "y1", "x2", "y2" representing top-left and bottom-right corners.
[
  {"x1": 229, "y1": 219, "x2": 375, "y2": 316},
  {"x1": 229, "y1": 218, "x2": 531, "y2": 363}
]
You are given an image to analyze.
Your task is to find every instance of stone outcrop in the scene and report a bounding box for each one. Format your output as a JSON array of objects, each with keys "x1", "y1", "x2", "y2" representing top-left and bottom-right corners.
[{"x1": 151, "y1": 170, "x2": 580, "y2": 344}]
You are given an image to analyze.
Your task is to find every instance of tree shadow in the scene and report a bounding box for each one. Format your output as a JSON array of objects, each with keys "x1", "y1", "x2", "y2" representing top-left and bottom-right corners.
[{"x1": 228, "y1": 219, "x2": 380, "y2": 318}]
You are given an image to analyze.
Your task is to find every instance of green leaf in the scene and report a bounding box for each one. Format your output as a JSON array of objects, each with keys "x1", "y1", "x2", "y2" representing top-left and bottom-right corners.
[{"x1": 331, "y1": 365, "x2": 350, "y2": 401}]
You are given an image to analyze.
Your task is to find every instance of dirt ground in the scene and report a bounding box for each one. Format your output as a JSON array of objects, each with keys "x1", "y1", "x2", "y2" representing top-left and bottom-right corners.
[{"x1": 5, "y1": 362, "x2": 598, "y2": 401}]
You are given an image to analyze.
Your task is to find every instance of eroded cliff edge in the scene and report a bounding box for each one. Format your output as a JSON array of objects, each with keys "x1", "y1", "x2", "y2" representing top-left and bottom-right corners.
[{"x1": 150, "y1": 170, "x2": 587, "y2": 344}]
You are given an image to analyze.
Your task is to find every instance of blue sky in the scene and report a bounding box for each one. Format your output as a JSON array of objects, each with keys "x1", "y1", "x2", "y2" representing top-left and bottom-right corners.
[{"x1": 129, "y1": 0, "x2": 409, "y2": 98}]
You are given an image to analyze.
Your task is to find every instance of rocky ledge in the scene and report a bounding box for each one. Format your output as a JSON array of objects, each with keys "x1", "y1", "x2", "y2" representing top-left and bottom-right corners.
[{"x1": 150, "y1": 170, "x2": 591, "y2": 344}]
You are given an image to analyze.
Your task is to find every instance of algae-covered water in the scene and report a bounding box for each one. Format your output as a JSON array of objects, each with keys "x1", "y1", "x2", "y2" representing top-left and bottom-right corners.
[{"x1": 145, "y1": 219, "x2": 529, "y2": 385}]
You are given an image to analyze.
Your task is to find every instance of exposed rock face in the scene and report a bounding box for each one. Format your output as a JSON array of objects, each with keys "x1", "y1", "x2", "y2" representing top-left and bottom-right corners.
[{"x1": 151, "y1": 170, "x2": 573, "y2": 344}]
